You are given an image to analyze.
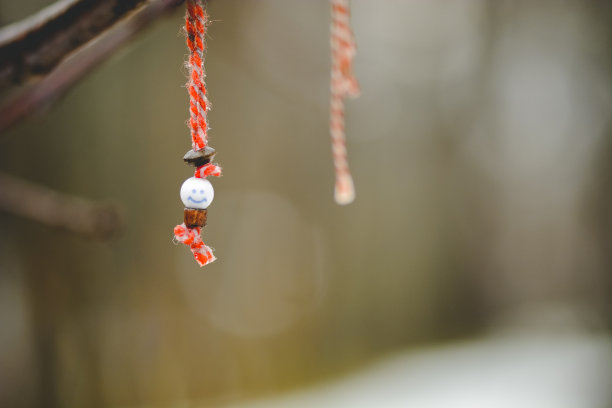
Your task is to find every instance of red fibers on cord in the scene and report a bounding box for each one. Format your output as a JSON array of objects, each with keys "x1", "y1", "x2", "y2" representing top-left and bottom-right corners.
[
  {"x1": 174, "y1": 224, "x2": 216, "y2": 266},
  {"x1": 330, "y1": 0, "x2": 359, "y2": 205},
  {"x1": 185, "y1": 0, "x2": 208, "y2": 151},
  {"x1": 174, "y1": 0, "x2": 219, "y2": 267},
  {"x1": 195, "y1": 163, "x2": 222, "y2": 178}
]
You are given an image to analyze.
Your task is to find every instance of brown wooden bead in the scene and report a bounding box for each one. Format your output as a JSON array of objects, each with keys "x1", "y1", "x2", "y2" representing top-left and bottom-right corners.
[
  {"x1": 183, "y1": 146, "x2": 216, "y2": 167},
  {"x1": 184, "y1": 208, "x2": 207, "y2": 228}
]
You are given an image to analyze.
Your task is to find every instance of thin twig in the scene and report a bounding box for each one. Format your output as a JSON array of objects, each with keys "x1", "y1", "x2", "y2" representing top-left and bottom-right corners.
[
  {"x1": 0, "y1": 171, "x2": 123, "y2": 239},
  {"x1": 0, "y1": 0, "x2": 186, "y2": 136}
]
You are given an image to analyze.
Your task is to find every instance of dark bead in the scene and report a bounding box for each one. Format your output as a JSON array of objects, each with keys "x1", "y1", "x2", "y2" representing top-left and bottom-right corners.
[
  {"x1": 184, "y1": 208, "x2": 207, "y2": 228},
  {"x1": 183, "y1": 146, "x2": 216, "y2": 167}
]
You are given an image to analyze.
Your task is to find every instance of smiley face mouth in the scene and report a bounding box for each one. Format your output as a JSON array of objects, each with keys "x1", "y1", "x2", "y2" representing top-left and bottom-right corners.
[{"x1": 188, "y1": 196, "x2": 207, "y2": 204}]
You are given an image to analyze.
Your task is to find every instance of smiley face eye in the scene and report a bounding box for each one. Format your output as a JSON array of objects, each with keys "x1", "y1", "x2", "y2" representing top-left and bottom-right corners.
[
  {"x1": 200, "y1": 189, "x2": 204, "y2": 194},
  {"x1": 192, "y1": 189, "x2": 196, "y2": 193}
]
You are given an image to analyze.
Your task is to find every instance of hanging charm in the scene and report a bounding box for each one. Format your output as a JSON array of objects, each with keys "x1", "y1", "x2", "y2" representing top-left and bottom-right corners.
[
  {"x1": 174, "y1": 0, "x2": 221, "y2": 267},
  {"x1": 330, "y1": 0, "x2": 360, "y2": 205}
]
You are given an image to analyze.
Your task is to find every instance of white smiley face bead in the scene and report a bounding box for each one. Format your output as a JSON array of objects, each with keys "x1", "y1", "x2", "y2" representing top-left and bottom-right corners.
[{"x1": 180, "y1": 177, "x2": 214, "y2": 209}]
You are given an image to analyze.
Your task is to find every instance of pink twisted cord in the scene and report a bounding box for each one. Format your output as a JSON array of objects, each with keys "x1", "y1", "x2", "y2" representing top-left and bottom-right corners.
[{"x1": 330, "y1": 0, "x2": 359, "y2": 205}]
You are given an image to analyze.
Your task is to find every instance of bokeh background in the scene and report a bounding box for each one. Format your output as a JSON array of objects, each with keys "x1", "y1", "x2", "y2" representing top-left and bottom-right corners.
[{"x1": 1, "y1": 1, "x2": 612, "y2": 407}]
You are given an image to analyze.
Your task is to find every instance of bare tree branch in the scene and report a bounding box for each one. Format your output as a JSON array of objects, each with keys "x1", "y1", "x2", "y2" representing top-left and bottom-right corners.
[
  {"x1": 0, "y1": 0, "x2": 186, "y2": 136},
  {"x1": 0, "y1": 0, "x2": 149, "y2": 89},
  {"x1": 0, "y1": 171, "x2": 123, "y2": 239}
]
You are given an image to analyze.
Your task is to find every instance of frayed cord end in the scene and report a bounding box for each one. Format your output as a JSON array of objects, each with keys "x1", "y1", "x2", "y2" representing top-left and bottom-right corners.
[{"x1": 334, "y1": 173, "x2": 355, "y2": 205}]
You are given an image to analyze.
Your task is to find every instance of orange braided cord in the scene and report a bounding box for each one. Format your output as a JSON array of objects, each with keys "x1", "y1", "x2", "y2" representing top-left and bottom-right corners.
[
  {"x1": 185, "y1": 0, "x2": 209, "y2": 151},
  {"x1": 330, "y1": 0, "x2": 359, "y2": 205}
]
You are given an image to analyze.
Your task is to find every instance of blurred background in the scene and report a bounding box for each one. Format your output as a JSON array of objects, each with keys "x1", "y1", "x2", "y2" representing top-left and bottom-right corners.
[{"x1": 1, "y1": 1, "x2": 612, "y2": 407}]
